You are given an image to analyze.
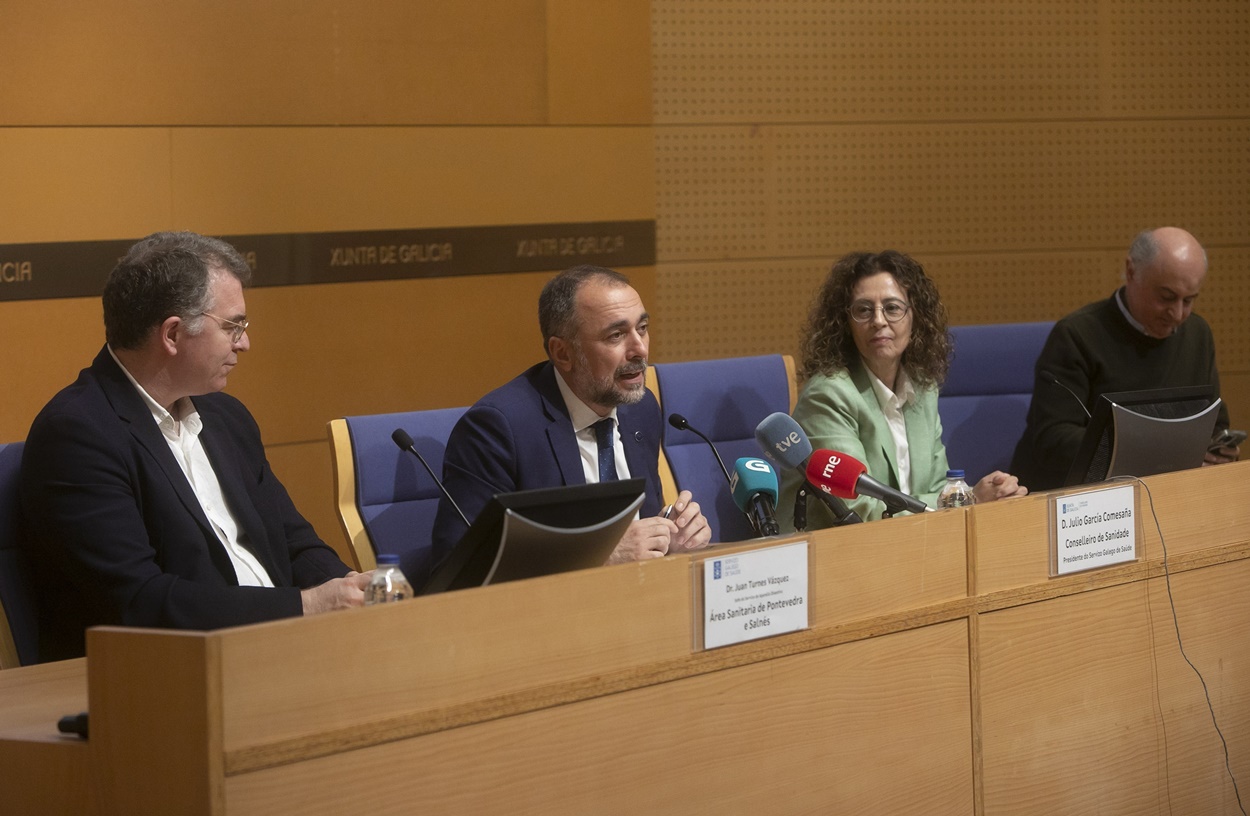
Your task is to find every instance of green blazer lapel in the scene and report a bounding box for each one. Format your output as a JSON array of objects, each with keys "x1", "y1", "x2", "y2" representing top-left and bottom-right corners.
[{"x1": 849, "y1": 363, "x2": 900, "y2": 487}]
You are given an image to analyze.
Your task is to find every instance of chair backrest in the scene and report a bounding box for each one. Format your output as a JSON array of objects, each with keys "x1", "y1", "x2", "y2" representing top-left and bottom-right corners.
[
  {"x1": 938, "y1": 322, "x2": 1054, "y2": 483},
  {"x1": 651, "y1": 355, "x2": 796, "y2": 543},
  {"x1": 0, "y1": 442, "x2": 37, "y2": 668},
  {"x1": 327, "y1": 408, "x2": 467, "y2": 585}
]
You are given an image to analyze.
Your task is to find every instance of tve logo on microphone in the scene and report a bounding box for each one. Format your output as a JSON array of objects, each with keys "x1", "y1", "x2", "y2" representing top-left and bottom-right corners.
[{"x1": 771, "y1": 432, "x2": 803, "y2": 455}]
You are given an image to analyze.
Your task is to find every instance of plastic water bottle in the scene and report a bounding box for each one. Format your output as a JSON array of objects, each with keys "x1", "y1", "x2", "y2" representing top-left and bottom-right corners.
[
  {"x1": 364, "y1": 554, "x2": 413, "y2": 605},
  {"x1": 937, "y1": 469, "x2": 976, "y2": 509}
]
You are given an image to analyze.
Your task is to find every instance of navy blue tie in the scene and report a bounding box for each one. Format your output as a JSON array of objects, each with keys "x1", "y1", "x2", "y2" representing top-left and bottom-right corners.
[{"x1": 592, "y1": 418, "x2": 619, "y2": 482}]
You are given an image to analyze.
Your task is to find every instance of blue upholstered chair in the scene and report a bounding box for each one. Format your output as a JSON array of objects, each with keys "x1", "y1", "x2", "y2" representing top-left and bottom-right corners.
[
  {"x1": 649, "y1": 355, "x2": 796, "y2": 543},
  {"x1": 0, "y1": 442, "x2": 37, "y2": 668},
  {"x1": 327, "y1": 408, "x2": 467, "y2": 586},
  {"x1": 939, "y1": 322, "x2": 1054, "y2": 483}
]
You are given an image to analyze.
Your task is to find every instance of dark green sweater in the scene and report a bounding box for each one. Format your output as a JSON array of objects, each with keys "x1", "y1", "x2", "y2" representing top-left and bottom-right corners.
[{"x1": 1010, "y1": 290, "x2": 1228, "y2": 490}]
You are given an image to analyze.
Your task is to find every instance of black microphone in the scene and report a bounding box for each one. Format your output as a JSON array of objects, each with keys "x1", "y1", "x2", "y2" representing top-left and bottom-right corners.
[
  {"x1": 1040, "y1": 370, "x2": 1091, "y2": 420},
  {"x1": 754, "y1": 412, "x2": 861, "y2": 527},
  {"x1": 391, "y1": 428, "x2": 471, "y2": 529},
  {"x1": 669, "y1": 413, "x2": 764, "y2": 535},
  {"x1": 668, "y1": 413, "x2": 733, "y2": 486},
  {"x1": 806, "y1": 448, "x2": 928, "y2": 517}
]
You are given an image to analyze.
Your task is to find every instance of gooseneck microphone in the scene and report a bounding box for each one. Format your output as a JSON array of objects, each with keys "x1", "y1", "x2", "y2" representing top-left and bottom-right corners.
[
  {"x1": 668, "y1": 413, "x2": 734, "y2": 486},
  {"x1": 806, "y1": 448, "x2": 929, "y2": 517},
  {"x1": 391, "y1": 428, "x2": 471, "y2": 529},
  {"x1": 1040, "y1": 370, "x2": 1092, "y2": 420},
  {"x1": 730, "y1": 457, "x2": 781, "y2": 537},
  {"x1": 754, "y1": 413, "x2": 862, "y2": 527}
]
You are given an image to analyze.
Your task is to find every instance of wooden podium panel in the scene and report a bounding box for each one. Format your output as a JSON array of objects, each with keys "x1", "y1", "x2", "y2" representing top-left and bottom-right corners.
[
  {"x1": 972, "y1": 462, "x2": 1250, "y2": 595},
  {"x1": 0, "y1": 660, "x2": 90, "y2": 814},
  {"x1": 979, "y1": 559, "x2": 1250, "y2": 815},
  {"x1": 225, "y1": 621, "x2": 973, "y2": 815},
  {"x1": 3, "y1": 464, "x2": 1248, "y2": 814}
]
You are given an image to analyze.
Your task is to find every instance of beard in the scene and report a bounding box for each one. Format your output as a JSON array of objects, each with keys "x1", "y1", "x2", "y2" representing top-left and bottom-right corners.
[{"x1": 573, "y1": 347, "x2": 648, "y2": 409}]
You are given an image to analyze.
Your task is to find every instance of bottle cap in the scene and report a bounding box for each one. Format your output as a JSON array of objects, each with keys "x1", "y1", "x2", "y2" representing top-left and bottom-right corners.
[
  {"x1": 376, "y1": 553, "x2": 401, "y2": 566},
  {"x1": 945, "y1": 469, "x2": 965, "y2": 479}
]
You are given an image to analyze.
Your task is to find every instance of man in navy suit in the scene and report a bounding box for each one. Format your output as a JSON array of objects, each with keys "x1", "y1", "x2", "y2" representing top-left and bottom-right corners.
[
  {"x1": 432, "y1": 265, "x2": 711, "y2": 566},
  {"x1": 21, "y1": 232, "x2": 370, "y2": 662}
]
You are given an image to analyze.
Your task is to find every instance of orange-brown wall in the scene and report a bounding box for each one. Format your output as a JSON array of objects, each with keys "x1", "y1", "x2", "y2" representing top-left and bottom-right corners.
[
  {"x1": 650, "y1": 0, "x2": 1250, "y2": 429},
  {"x1": 0, "y1": 1, "x2": 654, "y2": 552},
  {"x1": 3, "y1": 0, "x2": 1247, "y2": 552}
]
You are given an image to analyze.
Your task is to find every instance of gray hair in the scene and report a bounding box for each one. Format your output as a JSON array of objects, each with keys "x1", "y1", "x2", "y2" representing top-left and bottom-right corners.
[
  {"x1": 1127, "y1": 228, "x2": 1208, "y2": 272},
  {"x1": 1127, "y1": 230, "x2": 1160, "y2": 271},
  {"x1": 103, "y1": 231, "x2": 252, "y2": 350}
]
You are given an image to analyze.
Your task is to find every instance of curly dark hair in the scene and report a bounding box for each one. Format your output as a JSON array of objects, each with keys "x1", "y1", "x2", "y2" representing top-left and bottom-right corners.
[{"x1": 797, "y1": 250, "x2": 950, "y2": 388}]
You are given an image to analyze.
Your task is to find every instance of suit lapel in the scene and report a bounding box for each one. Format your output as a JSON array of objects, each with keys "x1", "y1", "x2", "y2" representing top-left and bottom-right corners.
[
  {"x1": 93, "y1": 350, "x2": 219, "y2": 536},
  {"x1": 195, "y1": 402, "x2": 280, "y2": 579},
  {"x1": 618, "y1": 405, "x2": 648, "y2": 484},
  {"x1": 851, "y1": 364, "x2": 901, "y2": 488},
  {"x1": 535, "y1": 364, "x2": 588, "y2": 487}
]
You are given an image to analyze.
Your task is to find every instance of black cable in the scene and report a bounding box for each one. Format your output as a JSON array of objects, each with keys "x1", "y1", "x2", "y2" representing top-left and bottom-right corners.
[{"x1": 1117, "y1": 475, "x2": 1247, "y2": 815}]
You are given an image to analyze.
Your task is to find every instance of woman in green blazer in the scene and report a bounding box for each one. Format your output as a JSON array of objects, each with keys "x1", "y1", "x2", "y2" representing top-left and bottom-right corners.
[{"x1": 778, "y1": 251, "x2": 1027, "y2": 528}]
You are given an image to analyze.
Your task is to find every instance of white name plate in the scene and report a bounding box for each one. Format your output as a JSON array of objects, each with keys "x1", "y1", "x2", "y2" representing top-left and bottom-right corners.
[
  {"x1": 702, "y1": 541, "x2": 809, "y2": 650},
  {"x1": 1050, "y1": 483, "x2": 1138, "y2": 576}
]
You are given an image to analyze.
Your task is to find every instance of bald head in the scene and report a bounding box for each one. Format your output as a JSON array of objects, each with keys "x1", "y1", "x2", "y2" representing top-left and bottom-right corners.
[{"x1": 1123, "y1": 227, "x2": 1208, "y2": 339}]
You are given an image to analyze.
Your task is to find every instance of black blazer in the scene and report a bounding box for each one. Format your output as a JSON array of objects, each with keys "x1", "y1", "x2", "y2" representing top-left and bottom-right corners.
[{"x1": 20, "y1": 347, "x2": 349, "y2": 661}]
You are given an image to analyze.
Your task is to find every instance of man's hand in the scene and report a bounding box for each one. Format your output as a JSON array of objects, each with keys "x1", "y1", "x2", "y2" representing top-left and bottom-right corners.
[
  {"x1": 301, "y1": 570, "x2": 373, "y2": 615},
  {"x1": 1204, "y1": 444, "x2": 1240, "y2": 465},
  {"x1": 665, "y1": 490, "x2": 712, "y2": 552},
  {"x1": 607, "y1": 517, "x2": 677, "y2": 564},
  {"x1": 973, "y1": 471, "x2": 1029, "y2": 504}
]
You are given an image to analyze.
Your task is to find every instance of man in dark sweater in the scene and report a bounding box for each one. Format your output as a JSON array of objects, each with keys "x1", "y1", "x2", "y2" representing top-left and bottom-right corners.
[{"x1": 1010, "y1": 227, "x2": 1238, "y2": 491}]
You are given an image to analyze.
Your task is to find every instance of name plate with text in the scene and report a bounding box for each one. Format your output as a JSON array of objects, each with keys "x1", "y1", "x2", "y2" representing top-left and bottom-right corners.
[
  {"x1": 701, "y1": 542, "x2": 809, "y2": 650},
  {"x1": 1050, "y1": 483, "x2": 1138, "y2": 576}
]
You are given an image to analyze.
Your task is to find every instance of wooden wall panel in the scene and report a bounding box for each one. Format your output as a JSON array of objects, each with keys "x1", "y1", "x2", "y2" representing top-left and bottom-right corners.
[
  {"x1": 0, "y1": 129, "x2": 173, "y2": 242},
  {"x1": 1105, "y1": 1, "x2": 1250, "y2": 117},
  {"x1": 651, "y1": 0, "x2": 1250, "y2": 432},
  {"x1": 652, "y1": 0, "x2": 1103, "y2": 124},
  {"x1": 655, "y1": 122, "x2": 1250, "y2": 263},
  {"x1": 1, "y1": 1, "x2": 548, "y2": 126},
  {"x1": 547, "y1": 0, "x2": 652, "y2": 124},
  {"x1": 167, "y1": 126, "x2": 655, "y2": 232}
]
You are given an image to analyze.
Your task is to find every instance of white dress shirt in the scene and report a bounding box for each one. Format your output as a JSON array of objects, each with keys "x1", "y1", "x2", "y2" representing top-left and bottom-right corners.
[
  {"x1": 553, "y1": 368, "x2": 633, "y2": 485},
  {"x1": 864, "y1": 365, "x2": 917, "y2": 495},
  {"x1": 109, "y1": 347, "x2": 275, "y2": 587}
]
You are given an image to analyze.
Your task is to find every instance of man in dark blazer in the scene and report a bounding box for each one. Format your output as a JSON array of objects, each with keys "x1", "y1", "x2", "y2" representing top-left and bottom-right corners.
[
  {"x1": 432, "y1": 265, "x2": 711, "y2": 567},
  {"x1": 21, "y1": 232, "x2": 370, "y2": 662}
]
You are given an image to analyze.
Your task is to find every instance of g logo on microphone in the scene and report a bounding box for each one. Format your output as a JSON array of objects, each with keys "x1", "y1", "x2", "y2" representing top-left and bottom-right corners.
[{"x1": 744, "y1": 458, "x2": 771, "y2": 473}]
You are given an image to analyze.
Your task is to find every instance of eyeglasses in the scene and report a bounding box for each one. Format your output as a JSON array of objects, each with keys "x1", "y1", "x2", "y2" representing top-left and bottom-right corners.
[
  {"x1": 849, "y1": 300, "x2": 910, "y2": 324},
  {"x1": 199, "y1": 312, "x2": 250, "y2": 343}
]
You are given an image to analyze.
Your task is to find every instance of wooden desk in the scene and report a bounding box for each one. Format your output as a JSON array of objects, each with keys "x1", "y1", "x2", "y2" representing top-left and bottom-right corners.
[{"x1": 2, "y1": 463, "x2": 1247, "y2": 814}]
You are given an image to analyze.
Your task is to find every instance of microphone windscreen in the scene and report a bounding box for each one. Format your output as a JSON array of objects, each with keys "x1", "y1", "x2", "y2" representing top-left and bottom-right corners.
[
  {"x1": 754, "y1": 412, "x2": 813, "y2": 470},
  {"x1": 805, "y1": 449, "x2": 867, "y2": 499},
  {"x1": 667, "y1": 413, "x2": 689, "y2": 430},
  {"x1": 391, "y1": 428, "x2": 416, "y2": 450},
  {"x1": 729, "y1": 457, "x2": 779, "y2": 511}
]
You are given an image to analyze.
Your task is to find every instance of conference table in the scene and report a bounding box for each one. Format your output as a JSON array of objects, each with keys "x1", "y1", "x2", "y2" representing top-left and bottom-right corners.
[{"x1": 2, "y1": 462, "x2": 1248, "y2": 814}]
